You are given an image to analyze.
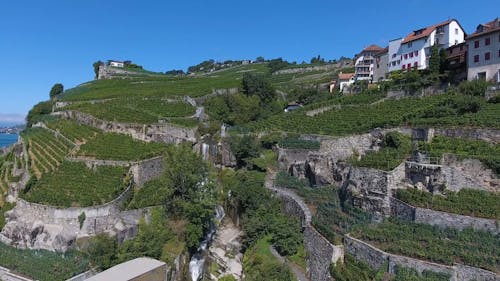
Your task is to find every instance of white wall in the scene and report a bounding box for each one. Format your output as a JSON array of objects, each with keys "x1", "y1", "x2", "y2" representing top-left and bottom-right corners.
[{"x1": 467, "y1": 30, "x2": 500, "y2": 81}]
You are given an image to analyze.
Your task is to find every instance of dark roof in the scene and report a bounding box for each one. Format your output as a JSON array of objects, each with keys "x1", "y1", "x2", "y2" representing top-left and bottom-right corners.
[
  {"x1": 467, "y1": 18, "x2": 500, "y2": 39},
  {"x1": 402, "y1": 19, "x2": 459, "y2": 44}
]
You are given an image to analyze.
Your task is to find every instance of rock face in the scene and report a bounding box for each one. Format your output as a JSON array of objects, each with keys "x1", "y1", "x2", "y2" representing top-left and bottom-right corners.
[{"x1": 207, "y1": 218, "x2": 243, "y2": 280}]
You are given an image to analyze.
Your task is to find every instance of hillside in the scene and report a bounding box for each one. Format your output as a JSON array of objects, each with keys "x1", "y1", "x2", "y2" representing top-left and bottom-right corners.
[{"x1": 0, "y1": 60, "x2": 499, "y2": 281}]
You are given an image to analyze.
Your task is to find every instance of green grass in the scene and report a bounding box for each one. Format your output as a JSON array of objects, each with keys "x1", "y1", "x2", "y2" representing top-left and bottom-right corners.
[
  {"x1": 242, "y1": 236, "x2": 294, "y2": 280},
  {"x1": 288, "y1": 243, "x2": 306, "y2": 271},
  {"x1": 78, "y1": 133, "x2": 167, "y2": 161},
  {"x1": 0, "y1": 244, "x2": 89, "y2": 281},
  {"x1": 64, "y1": 97, "x2": 196, "y2": 124},
  {"x1": 352, "y1": 132, "x2": 412, "y2": 171},
  {"x1": 351, "y1": 219, "x2": 500, "y2": 273},
  {"x1": 419, "y1": 136, "x2": 500, "y2": 175},
  {"x1": 21, "y1": 161, "x2": 128, "y2": 207},
  {"x1": 245, "y1": 94, "x2": 500, "y2": 136},
  {"x1": 395, "y1": 188, "x2": 500, "y2": 219}
]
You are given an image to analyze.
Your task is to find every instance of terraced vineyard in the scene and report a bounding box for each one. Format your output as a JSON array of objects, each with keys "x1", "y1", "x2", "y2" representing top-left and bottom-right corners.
[
  {"x1": 78, "y1": 132, "x2": 167, "y2": 161},
  {"x1": 22, "y1": 128, "x2": 74, "y2": 179},
  {"x1": 245, "y1": 94, "x2": 500, "y2": 136},
  {"x1": 395, "y1": 188, "x2": 500, "y2": 219},
  {"x1": 351, "y1": 219, "x2": 500, "y2": 273},
  {"x1": 44, "y1": 119, "x2": 99, "y2": 144},
  {"x1": 63, "y1": 97, "x2": 196, "y2": 124},
  {"x1": 60, "y1": 64, "x2": 269, "y2": 101},
  {"x1": 21, "y1": 161, "x2": 128, "y2": 207}
]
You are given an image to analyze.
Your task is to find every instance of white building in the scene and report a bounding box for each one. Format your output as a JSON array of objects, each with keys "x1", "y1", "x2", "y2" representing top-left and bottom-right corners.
[
  {"x1": 467, "y1": 18, "x2": 500, "y2": 82},
  {"x1": 338, "y1": 72, "x2": 355, "y2": 92},
  {"x1": 108, "y1": 60, "x2": 125, "y2": 68},
  {"x1": 388, "y1": 19, "x2": 465, "y2": 72},
  {"x1": 354, "y1": 45, "x2": 384, "y2": 82}
]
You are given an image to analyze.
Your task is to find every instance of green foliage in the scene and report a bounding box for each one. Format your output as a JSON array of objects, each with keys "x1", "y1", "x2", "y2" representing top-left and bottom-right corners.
[
  {"x1": 351, "y1": 219, "x2": 500, "y2": 272},
  {"x1": 78, "y1": 212, "x2": 86, "y2": 229},
  {"x1": 330, "y1": 254, "x2": 378, "y2": 281},
  {"x1": 242, "y1": 73, "x2": 277, "y2": 105},
  {"x1": 243, "y1": 237, "x2": 294, "y2": 281},
  {"x1": 127, "y1": 175, "x2": 174, "y2": 209},
  {"x1": 205, "y1": 93, "x2": 261, "y2": 125},
  {"x1": 393, "y1": 265, "x2": 451, "y2": 281},
  {"x1": 352, "y1": 132, "x2": 412, "y2": 171},
  {"x1": 278, "y1": 138, "x2": 320, "y2": 150},
  {"x1": 275, "y1": 172, "x2": 308, "y2": 190},
  {"x1": 85, "y1": 234, "x2": 118, "y2": 270},
  {"x1": 45, "y1": 118, "x2": 99, "y2": 143},
  {"x1": 395, "y1": 188, "x2": 500, "y2": 219},
  {"x1": 26, "y1": 101, "x2": 53, "y2": 127},
  {"x1": 21, "y1": 161, "x2": 127, "y2": 207},
  {"x1": 49, "y1": 83, "x2": 64, "y2": 100},
  {"x1": 65, "y1": 97, "x2": 196, "y2": 124},
  {"x1": 78, "y1": 133, "x2": 167, "y2": 161},
  {"x1": 418, "y1": 136, "x2": 500, "y2": 175},
  {"x1": 428, "y1": 45, "x2": 440, "y2": 76},
  {"x1": 267, "y1": 58, "x2": 290, "y2": 73},
  {"x1": 0, "y1": 202, "x2": 15, "y2": 229},
  {"x1": 0, "y1": 243, "x2": 89, "y2": 281},
  {"x1": 230, "y1": 135, "x2": 261, "y2": 168}
]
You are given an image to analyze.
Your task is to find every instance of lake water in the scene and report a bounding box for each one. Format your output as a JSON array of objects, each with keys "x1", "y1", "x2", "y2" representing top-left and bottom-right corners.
[{"x1": 0, "y1": 134, "x2": 18, "y2": 148}]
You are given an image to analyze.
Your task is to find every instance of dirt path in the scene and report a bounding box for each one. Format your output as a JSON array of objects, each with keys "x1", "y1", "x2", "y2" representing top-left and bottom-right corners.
[{"x1": 269, "y1": 246, "x2": 310, "y2": 281}]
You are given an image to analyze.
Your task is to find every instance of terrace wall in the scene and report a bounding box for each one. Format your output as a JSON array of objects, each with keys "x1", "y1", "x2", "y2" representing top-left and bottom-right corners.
[
  {"x1": 54, "y1": 110, "x2": 196, "y2": 144},
  {"x1": 390, "y1": 197, "x2": 499, "y2": 234},
  {"x1": 344, "y1": 235, "x2": 499, "y2": 281}
]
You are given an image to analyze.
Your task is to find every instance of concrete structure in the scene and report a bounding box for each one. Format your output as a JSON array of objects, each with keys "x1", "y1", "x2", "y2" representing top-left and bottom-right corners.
[
  {"x1": 389, "y1": 19, "x2": 465, "y2": 72},
  {"x1": 373, "y1": 47, "x2": 389, "y2": 82},
  {"x1": 447, "y1": 42, "x2": 468, "y2": 82},
  {"x1": 338, "y1": 72, "x2": 355, "y2": 92},
  {"x1": 86, "y1": 257, "x2": 167, "y2": 281},
  {"x1": 467, "y1": 18, "x2": 500, "y2": 82},
  {"x1": 354, "y1": 45, "x2": 384, "y2": 81}
]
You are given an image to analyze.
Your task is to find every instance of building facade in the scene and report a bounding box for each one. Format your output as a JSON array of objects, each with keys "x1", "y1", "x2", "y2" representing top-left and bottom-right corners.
[
  {"x1": 373, "y1": 47, "x2": 389, "y2": 82},
  {"x1": 388, "y1": 19, "x2": 465, "y2": 72},
  {"x1": 447, "y1": 42, "x2": 468, "y2": 83},
  {"x1": 338, "y1": 72, "x2": 355, "y2": 92},
  {"x1": 467, "y1": 18, "x2": 500, "y2": 82},
  {"x1": 354, "y1": 45, "x2": 384, "y2": 82}
]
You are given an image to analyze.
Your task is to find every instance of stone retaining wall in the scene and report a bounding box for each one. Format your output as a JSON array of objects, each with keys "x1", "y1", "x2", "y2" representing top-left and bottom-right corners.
[
  {"x1": 390, "y1": 197, "x2": 499, "y2": 234},
  {"x1": 414, "y1": 127, "x2": 500, "y2": 144},
  {"x1": 55, "y1": 110, "x2": 196, "y2": 144},
  {"x1": 0, "y1": 266, "x2": 33, "y2": 281},
  {"x1": 344, "y1": 235, "x2": 499, "y2": 281}
]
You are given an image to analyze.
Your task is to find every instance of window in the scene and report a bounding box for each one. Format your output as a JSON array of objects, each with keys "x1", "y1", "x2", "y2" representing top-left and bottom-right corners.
[
  {"x1": 410, "y1": 52, "x2": 414, "y2": 58},
  {"x1": 477, "y1": 72, "x2": 486, "y2": 80},
  {"x1": 392, "y1": 54, "x2": 397, "y2": 58},
  {"x1": 414, "y1": 62, "x2": 418, "y2": 68},
  {"x1": 485, "y1": 37, "x2": 491, "y2": 46},
  {"x1": 404, "y1": 54, "x2": 408, "y2": 59},
  {"x1": 474, "y1": 40, "x2": 479, "y2": 48},
  {"x1": 408, "y1": 42, "x2": 412, "y2": 48},
  {"x1": 474, "y1": 55, "x2": 479, "y2": 63},
  {"x1": 498, "y1": 50, "x2": 500, "y2": 57},
  {"x1": 402, "y1": 64, "x2": 406, "y2": 70},
  {"x1": 407, "y1": 63, "x2": 411, "y2": 69},
  {"x1": 485, "y1": 52, "x2": 490, "y2": 61},
  {"x1": 455, "y1": 40, "x2": 458, "y2": 45},
  {"x1": 455, "y1": 28, "x2": 459, "y2": 35}
]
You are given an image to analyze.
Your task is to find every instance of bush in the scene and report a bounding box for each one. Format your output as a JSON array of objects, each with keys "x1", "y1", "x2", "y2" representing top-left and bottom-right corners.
[
  {"x1": 456, "y1": 80, "x2": 489, "y2": 96},
  {"x1": 26, "y1": 101, "x2": 53, "y2": 127}
]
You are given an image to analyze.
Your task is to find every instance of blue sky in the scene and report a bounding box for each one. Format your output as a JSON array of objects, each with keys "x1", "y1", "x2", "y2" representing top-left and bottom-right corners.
[{"x1": 0, "y1": 0, "x2": 498, "y2": 123}]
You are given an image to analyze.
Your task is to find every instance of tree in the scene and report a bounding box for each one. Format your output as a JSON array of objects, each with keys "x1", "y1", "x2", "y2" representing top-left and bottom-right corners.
[
  {"x1": 242, "y1": 73, "x2": 276, "y2": 104},
  {"x1": 49, "y1": 83, "x2": 63, "y2": 100},
  {"x1": 230, "y1": 135, "x2": 260, "y2": 168},
  {"x1": 255, "y1": 56, "x2": 265, "y2": 63},
  {"x1": 26, "y1": 101, "x2": 53, "y2": 127},
  {"x1": 93, "y1": 61, "x2": 103, "y2": 79},
  {"x1": 85, "y1": 234, "x2": 118, "y2": 270},
  {"x1": 428, "y1": 45, "x2": 440, "y2": 76}
]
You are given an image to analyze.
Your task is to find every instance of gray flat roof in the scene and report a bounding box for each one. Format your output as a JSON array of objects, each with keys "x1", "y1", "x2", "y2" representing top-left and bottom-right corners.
[{"x1": 85, "y1": 257, "x2": 166, "y2": 281}]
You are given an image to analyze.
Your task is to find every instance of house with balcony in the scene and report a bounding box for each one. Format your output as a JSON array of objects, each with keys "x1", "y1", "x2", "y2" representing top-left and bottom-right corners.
[
  {"x1": 354, "y1": 45, "x2": 384, "y2": 82},
  {"x1": 446, "y1": 42, "x2": 468, "y2": 82},
  {"x1": 467, "y1": 18, "x2": 500, "y2": 82},
  {"x1": 388, "y1": 19, "x2": 465, "y2": 72}
]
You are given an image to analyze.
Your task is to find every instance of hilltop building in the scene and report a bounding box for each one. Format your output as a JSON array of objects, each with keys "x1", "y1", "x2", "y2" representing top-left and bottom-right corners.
[
  {"x1": 354, "y1": 45, "x2": 384, "y2": 82},
  {"x1": 373, "y1": 47, "x2": 389, "y2": 82},
  {"x1": 467, "y1": 18, "x2": 500, "y2": 82},
  {"x1": 388, "y1": 19, "x2": 465, "y2": 72},
  {"x1": 338, "y1": 72, "x2": 355, "y2": 93},
  {"x1": 108, "y1": 60, "x2": 125, "y2": 68}
]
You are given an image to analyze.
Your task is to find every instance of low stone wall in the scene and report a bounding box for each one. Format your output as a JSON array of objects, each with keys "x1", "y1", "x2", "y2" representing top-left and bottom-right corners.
[
  {"x1": 273, "y1": 63, "x2": 339, "y2": 75},
  {"x1": 414, "y1": 127, "x2": 500, "y2": 144},
  {"x1": 55, "y1": 110, "x2": 196, "y2": 144},
  {"x1": 131, "y1": 156, "x2": 164, "y2": 187},
  {"x1": 390, "y1": 197, "x2": 499, "y2": 234},
  {"x1": 65, "y1": 157, "x2": 132, "y2": 167},
  {"x1": 344, "y1": 235, "x2": 499, "y2": 281},
  {"x1": 0, "y1": 266, "x2": 33, "y2": 281}
]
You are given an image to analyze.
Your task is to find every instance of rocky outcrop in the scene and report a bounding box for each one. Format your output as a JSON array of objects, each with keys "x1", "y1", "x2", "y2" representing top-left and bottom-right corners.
[{"x1": 207, "y1": 218, "x2": 243, "y2": 280}]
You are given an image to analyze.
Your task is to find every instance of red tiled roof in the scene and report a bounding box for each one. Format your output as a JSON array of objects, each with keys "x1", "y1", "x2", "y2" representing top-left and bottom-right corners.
[
  {"x1": 467, "y1": 18, "x2": 500, "y2": 39},
  {"x1": 402, "y1": 19, "x2": 455, "y2": 44},
  {"x1": 362, "y1": 44, "x2": 384, "y2": 52},
  {"x1": 374, "y1": 47, "x2": 389, "y2": 57},
  {"x1": 338, "y1": 73, "x2": 355, "y2": 80}
]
